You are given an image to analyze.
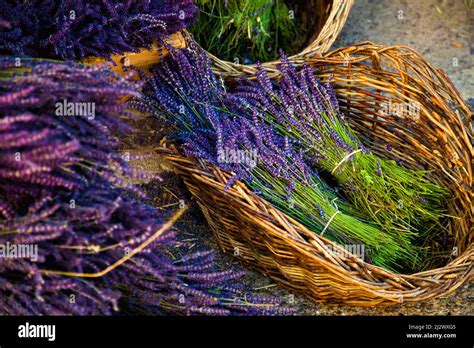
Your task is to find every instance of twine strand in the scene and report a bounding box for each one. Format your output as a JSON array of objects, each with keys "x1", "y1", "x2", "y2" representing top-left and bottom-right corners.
[{"x1": 331, "y1": 149, "x2": 362, "y2": 174}]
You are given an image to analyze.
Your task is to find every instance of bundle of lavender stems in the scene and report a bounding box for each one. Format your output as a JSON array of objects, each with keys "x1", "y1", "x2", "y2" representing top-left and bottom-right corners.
[
  {"x1": 0, "y1": 0, "x2": 199, "y2": 61},
  {"x1": 0, "y1": 58, "x2": 291, "y2": 315},
  {"x1": 132, "y1": 42, "x2": 443, "y2": 272},
  {"x1": 233, "y1": 55, "x2": 447, "y2": 265}
]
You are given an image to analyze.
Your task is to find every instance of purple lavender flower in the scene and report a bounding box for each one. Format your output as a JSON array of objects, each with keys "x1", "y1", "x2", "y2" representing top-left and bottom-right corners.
[
  {"x1": 233, "y1": 51, "x2": 448, "y2": 271},
  {"x1": 0, "y1": 58, "x2": 289, "y2": 316},
  {"x1": 0, "y1": 0, "x2": 199, "y2": 61},
  {"x1": 135, "y1": 40, "x2": 420, "y2": 272}
]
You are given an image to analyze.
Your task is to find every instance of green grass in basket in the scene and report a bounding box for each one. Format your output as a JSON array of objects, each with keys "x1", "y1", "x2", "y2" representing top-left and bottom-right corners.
[{"x1": 190, "y1": 0, "x2": 305, "y2": 63}]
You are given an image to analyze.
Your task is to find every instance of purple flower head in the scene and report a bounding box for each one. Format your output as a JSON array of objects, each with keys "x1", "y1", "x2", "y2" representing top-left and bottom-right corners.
[
  {"x1": 0, "y1": 58, "x2": 289, "y2": 316},
  {"x1": 0, "y1": 0, "x2": 199, "y2": 61}
]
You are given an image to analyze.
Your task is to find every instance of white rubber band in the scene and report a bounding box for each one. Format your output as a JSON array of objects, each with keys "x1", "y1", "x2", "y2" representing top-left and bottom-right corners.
[{"x1": 331, "y1": 149, "x2": 362, "y2": 174}]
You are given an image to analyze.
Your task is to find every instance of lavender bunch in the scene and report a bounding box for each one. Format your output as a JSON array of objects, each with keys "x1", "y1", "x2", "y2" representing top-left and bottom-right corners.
[
  {"x1": 0, "y1": 58, "x2": 142, "y2": 195},
  {"x1": 0, "y1": 57, "x2": 141, "y2": 314},
  {"x1": 133, "y1": 42, "x2": 422, "y2": 271},
  {"x1": 233, "y1": 54, "x2": 448, "y2": 269},
  {"x1": 0, "y1": 0, "x2": 198, "y2": 61},
  {"x1": 0, "y1": 58, "x2": 289, "y2": 315}
]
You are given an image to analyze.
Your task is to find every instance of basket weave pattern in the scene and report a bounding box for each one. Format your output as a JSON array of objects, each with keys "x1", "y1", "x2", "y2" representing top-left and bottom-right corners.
[{"x1": 158, "y1": 43, "x2": 473, "y2": 306}]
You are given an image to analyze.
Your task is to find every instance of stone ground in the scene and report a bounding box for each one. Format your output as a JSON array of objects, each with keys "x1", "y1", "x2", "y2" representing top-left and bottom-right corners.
[
  {"x1": 125, "y1": 0, "x2": 473, "y2": 315},
  {"x1": 333, "y1": 0, "x2": 473, "y2": 103}
]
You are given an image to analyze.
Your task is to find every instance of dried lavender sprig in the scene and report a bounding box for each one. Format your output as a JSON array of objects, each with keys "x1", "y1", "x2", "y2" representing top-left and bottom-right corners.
[
  {"x1": 135, "y1": 41, "x2": 417, "y2": 271},
  {"x1": 0, "y1": 58, "x2": 288, "y2": 315},
  {"x1": 0, "y1": 57, "x2": 141, "y2": 195},
  {"x1": 0, "y1": 0, "x2": 199, "y2": 61},
  {"x1": 233, "y1": 53, "x2": 449, "y2": 270}
]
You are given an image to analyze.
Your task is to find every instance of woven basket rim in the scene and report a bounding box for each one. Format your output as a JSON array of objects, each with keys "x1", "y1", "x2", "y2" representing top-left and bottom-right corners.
[
  {"x1": 162, "y1": 145, "x2": 473, "y2": 269},
  {"x1": 159, "y1": 145, "x2": 473, "y2": 305}
]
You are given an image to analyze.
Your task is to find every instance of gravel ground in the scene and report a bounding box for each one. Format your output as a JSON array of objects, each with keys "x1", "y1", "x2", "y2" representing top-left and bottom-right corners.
[
  {"x1": 123, "y1": 0, "x2": 473, "y2": 315},
  {"x1": 333, "y1": 0, "x2": 473, "y2": 104},
  {"x1": 326, "y1": 0, "x2": 473, "y2": 314}
]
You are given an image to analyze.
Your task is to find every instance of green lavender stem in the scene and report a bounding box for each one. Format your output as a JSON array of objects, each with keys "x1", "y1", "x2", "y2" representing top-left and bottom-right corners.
[{"x1": 191, "y1": 0, "x2": 303, "y2": 62}]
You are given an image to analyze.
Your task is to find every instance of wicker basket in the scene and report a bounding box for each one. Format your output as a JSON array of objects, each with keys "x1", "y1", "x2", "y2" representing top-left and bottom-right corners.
[
  {"x1": 83, "y1": 32, "x2": 186, "y2": 75},
  {"x1": 157, "y1": 42, "x2": 473, "y2": 306},
  {"x1": 190, "y1": 0, "x2": 354, "y2": 79}
]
